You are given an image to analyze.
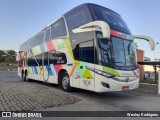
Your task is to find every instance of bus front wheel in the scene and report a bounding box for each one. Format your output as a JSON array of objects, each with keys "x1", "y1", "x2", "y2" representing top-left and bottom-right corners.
[{"x1": 61, "y1": 72, "x2": 72, "y2": 92}]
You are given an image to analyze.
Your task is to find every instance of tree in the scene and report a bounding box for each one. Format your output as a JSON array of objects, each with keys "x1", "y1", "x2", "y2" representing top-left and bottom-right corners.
[
  {"x1": 4, "y1": 50, "x2": 16, "y2": 64},
  {"x1": 0, "y1": 50, "x2": 5, "y2": 63}
]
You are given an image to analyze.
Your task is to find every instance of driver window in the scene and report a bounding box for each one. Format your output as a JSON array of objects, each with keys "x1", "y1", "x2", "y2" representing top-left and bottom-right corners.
[
  {"x1": 73, "y1": 40, "x2": 97, "y2": 64},
  {"x1": 79, "y1": 40, "x2": 95, "y2": 63},
  {"x1": 97, "y1": 33, "x2": 112, "y2": 66}
]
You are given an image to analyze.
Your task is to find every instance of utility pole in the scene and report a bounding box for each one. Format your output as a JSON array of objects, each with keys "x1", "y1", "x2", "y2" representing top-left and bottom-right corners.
[{"x1": 154, "y1": 44, "x2": 156, "y2": 61}]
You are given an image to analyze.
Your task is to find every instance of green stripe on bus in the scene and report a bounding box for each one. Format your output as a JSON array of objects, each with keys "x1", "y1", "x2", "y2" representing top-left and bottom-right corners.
[{"x1": 103, "y1": 67, "x2": 120, "y2": 76}]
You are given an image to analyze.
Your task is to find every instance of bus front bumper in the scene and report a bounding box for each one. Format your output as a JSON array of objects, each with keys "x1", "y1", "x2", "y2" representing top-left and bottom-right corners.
[{"x1": 95, "y1": 75, "x2": 139, "y2": 93}]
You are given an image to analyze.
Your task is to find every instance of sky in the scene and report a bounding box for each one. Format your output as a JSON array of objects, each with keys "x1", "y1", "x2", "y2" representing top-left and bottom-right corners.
[{"x1": 0, "y1": 0, "x2": 160, "y2": 60}]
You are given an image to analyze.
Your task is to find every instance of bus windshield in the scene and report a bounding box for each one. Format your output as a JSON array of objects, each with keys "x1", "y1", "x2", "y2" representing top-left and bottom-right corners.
[
  {"x1": 98, "y1": 34, "x2": 137, "y2": 69},
  {"x1": 90, "y1": 4, "x2": 131, "y2": 34}
]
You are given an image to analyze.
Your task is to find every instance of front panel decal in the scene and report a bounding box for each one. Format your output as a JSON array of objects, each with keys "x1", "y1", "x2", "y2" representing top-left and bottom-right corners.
[
  {"x1": 103, "y1": 67, "x2": 120, "y2": 76},
  {"x1": 46, "y1": 65, "x2": 54, "y2": 76},
  {"x1": 34, "y1": 66, "x2": 38, "y2": 74},
  {"x1": 82, "y1": 69, "x2": 93, "y2": 79},
  {"x1": 69, "y1": 64, "x2": 77, "y2": 78},
  {"x1": 110, "y1": 29, "x2": 134, "y2": 40}
]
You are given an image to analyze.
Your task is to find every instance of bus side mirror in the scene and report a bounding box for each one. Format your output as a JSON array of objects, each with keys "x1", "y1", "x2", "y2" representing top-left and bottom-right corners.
[
  {"x1": 133, "y1": 35, "x2": 155, "y2": 50},
  {"x1": 72, "y1": 21, "x2": 110, "y2": 39}
]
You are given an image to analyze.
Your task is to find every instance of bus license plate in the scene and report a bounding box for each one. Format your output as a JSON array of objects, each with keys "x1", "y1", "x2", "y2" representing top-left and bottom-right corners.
[{"x1": 122, "y1": 86, "x2": 129, "y2": 91}]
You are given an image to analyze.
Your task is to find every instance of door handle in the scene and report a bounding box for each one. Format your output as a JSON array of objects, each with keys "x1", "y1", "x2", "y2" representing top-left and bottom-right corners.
[{"x1": 80, "y1": 66, "x2": 83, "y2": 69}]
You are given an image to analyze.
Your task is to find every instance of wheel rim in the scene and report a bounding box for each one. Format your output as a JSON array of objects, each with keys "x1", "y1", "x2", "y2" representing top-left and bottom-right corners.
[{"x1": 62, "y1": 76, "x2": 69, "y2": 90}]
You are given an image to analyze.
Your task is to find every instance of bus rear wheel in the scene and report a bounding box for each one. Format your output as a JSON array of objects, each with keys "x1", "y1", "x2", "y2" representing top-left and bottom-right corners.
[
  {"x1": 22, "y1": 71, "x2": 25, "y2": 81},
  {"x1": 61, "y1": 72, "x2": 72, "y2": 92}
]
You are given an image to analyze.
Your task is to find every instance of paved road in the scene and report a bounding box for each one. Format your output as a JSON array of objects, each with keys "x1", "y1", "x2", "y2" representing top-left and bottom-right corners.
[
  {"x1": 0, "y1": 72, "x2": 80, "y2": 111},
  {"x1": 0, "y1": 72, "x2": 160, "y2": 120},
  {"x1": 0, "y1": 72, "x2": 21, "y2": 81}
]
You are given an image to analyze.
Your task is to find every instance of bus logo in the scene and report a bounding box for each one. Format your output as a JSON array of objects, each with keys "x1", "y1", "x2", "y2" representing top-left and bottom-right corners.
[{"x1": 126, "y1": 78, "x2": 129, "y2": 82}]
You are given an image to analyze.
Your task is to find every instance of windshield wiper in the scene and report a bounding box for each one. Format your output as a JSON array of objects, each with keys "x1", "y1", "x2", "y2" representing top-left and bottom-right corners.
[
  {"x1": 126, "y1": 65, "x2": 139, "y2": 69},
  {"x1": 113, "y1": 61, "x2": 125, "y2": 66}
]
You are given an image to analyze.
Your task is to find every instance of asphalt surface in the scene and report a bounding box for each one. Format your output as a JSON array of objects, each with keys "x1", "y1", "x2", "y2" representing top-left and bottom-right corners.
[{"x1": 0, "y1": 72, "x2": 160, "y2": 120}]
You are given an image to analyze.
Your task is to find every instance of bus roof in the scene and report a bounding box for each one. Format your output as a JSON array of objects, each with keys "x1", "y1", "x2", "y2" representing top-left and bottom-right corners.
[
  {"x1": 20, "y1": 3, "x2": 120, "y2": 50},
  {"x1": 64, "y1": 3, "x2": 120, "y2": 18}
]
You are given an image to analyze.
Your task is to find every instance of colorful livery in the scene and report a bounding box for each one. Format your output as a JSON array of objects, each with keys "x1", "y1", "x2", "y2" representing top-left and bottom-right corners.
[{"x1": 18, "y1": 3, "x2": 155, "y2": 92}]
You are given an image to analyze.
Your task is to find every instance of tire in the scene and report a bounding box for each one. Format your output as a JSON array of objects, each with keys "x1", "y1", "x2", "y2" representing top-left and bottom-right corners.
[
  {"x1": 22, "y1": 72, "x2": 25, "y2": 81},
  {"x1": 25, "y1": 71, "x2": 30, "y2": 82},
  {"x1": 61, "y1": 72, "x2": 72, "y2": 92}
]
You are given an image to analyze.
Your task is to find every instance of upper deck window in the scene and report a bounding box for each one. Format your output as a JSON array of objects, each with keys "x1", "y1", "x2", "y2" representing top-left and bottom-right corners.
[
  {"x1": 45, "y1": 28, "x2": 51, "y2": 42},
  {"x1": 28, "y1": 32, "x2": 44, "y2": 48},
  {"x1": 65, "y1": 6, "x2": 92, "y2": 31},
  {"x1": 50, "y1": 18, "x2": 67, "y2": 39},
  {"x1": 90, "y1": 4, "x2": 131, "y2": 34}
]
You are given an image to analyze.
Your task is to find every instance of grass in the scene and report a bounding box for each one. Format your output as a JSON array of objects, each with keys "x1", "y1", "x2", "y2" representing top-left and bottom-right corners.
[{"x1": 140, "y1": 80, "x2": 158, "y2": 84}]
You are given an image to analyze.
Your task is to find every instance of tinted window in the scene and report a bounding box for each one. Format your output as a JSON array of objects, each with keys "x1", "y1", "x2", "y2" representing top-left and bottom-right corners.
[
  {"x1": 90, "y1": 4, "x2": 131, "y2": 34},
  {"x1": 80, "y1": 40, "x2": 95, "y2": 63},
  {"x1": 50, "y1": 18, "x2": 67, "y2": 39},
  {"x1": 29, "y1": 32, "x2": 44, "y2": 48},
  {"x1": 73, "y1": 40, "x2": 96, "y2": 64},
  {"x1": 28, "y1": 37, "x2": 36, "y2": 48},
  {"x1": 65, "y1": 8, "x2": 91, "y2": 31},
  {"x1": 28, "y1": 54, "x2": 42, "y2": 66},
  {"x1": 73, "y1": 44, "x2": 80, "y2": 60},
  {"x1": 28, "y1": 51, "x2": 67, "y2": 66},
  {"x1": 45, "y1": 28, "x2": 51, "y2": 42},
  {"x1": 112, "y1": 37, "x2": 137, "y2": 68},
  {"x1": 112, "y1": 37, "x2": 125, "y2": 67},
  {"x1": 98, "y1": 38, "x2": 112, "y2": 66},
  {"x1": 123, "y1": 40, "x2": 137, "y2": 66},
  {"x1": 36, "y1": 32, "x2": 44, "y2": 44},
  {"x1": 49, "y1": 51, "x2": 67, "y2": 65},
  {"x1": 28, "y1": 57, "x2": 38, "y2": 66}
]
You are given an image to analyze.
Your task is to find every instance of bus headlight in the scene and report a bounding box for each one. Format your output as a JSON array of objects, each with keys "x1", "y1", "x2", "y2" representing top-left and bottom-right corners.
[{"x1": 87, "y1": 66, "x2": 115, "y2": 78}]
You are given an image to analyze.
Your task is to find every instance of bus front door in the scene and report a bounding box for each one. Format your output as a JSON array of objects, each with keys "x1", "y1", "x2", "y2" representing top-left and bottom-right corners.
[
  {"x1": 78, "y1": 40, "x2": 95, "y2": 91},
  {"x1": 71, "y1": 31, "x2": 95, "y2": 91}
]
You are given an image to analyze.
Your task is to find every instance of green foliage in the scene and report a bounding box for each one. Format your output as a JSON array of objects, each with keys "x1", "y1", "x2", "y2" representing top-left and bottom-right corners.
[
  {"x1": 0, "y1": 50, "x2": 5, "y2": 63},
  {"x1": 0, "y1": 50, "x2": 16, "y2": 63}
]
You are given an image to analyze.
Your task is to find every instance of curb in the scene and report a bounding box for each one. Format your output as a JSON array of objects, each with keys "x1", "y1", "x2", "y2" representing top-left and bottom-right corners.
[{"x1": 140, "y1": 82, "x2": 158, "y2": 86}]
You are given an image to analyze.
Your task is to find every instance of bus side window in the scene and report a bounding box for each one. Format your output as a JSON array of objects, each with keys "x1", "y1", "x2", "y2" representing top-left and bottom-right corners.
[
  {"x1": 28, "y1": 57, "x2": 37, "y2": 66},
  {"x1": 50, "y1": 18, "x2": 67, "y2": 39},
  {"x1": 79, "y1": 40, "x2": 95, "y2": 63},
  {"x1": 65, "y1": 6, "x2": 91, "y2": 32},
  {"x1": 28, "y1": 32, "x2": 44, "y2": 48},
  {"x1": 49, "y1": 51, "x2": 67, "y2": 65},
  {"x1": 73, "y1": 44, "x2": 80, "y2": 60},
  {"x1": 45, "y1": 28, "x2": 51, "y2": 42},
  {"x1": 55, "y1": 52, "x2": 67, "y2": 64},
  {"x1": 73, "y1": 40, "x2": 97, "y2": 64}
]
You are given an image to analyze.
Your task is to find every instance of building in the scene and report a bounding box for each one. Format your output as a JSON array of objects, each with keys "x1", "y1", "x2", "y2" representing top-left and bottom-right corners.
[
  {"x1": 137, "y1": 49, "x2": 159, "y2": 81},
  {"x1": 136, "y1": 49, "x2": 144, "y2": 80}
]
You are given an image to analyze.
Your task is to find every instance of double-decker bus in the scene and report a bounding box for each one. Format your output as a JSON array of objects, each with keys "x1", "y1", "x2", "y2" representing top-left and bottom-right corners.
[{"x1": 18, "y1": 3, "x2": 155, "y2": 92}]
